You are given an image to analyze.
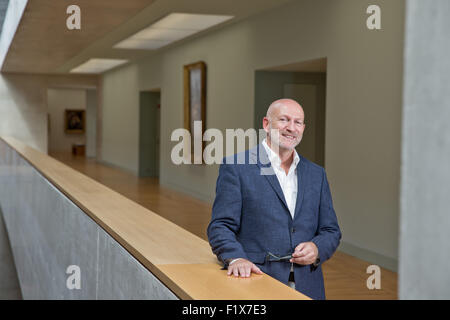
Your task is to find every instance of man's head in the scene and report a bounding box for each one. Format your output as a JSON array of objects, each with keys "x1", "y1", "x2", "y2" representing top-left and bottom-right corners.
[{"x1": 263, "y1": 98, "x2": 305, "y2": 151}]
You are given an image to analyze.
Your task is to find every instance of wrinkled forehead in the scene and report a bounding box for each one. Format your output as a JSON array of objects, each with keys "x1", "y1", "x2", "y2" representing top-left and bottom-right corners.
[{"x1": 271, "y1": 102, "x2": 304, "y2": 119}]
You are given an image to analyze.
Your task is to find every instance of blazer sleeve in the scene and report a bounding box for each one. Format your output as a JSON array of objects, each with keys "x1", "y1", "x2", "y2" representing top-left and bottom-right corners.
[
  {"x1": 311, "y1": 168, "x2": 342, "y2": 265},
  {"x1": 207, "y1": 161, "x2": 248, "y2": 265}
]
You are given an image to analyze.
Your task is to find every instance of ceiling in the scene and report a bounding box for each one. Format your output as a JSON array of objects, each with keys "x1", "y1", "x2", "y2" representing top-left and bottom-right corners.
[{"x1": 1, "y1": 0, "x2": 293, "y2": 74}]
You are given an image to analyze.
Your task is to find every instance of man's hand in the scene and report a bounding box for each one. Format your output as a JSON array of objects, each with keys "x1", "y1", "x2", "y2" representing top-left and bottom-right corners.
[
  {"x1": 227, "y1": 258, "x2": 263, "y2": 278},
  {"x1": 290, "y1": 242, "x2": 319, "y2": 265}
]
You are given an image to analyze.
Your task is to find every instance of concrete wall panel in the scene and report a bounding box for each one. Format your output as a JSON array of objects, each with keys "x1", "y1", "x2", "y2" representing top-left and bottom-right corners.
[{"x1": 0, "y1": 139, "x2": 178, "y2": 299}]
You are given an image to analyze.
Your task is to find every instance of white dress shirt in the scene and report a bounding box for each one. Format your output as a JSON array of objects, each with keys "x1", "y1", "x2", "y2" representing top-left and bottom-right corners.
[
  {"x1": 262, "y1": 139, "x2": 300, "y2": 280},
  {"x1": 229, "y1": 140, "x2": 300, "y2": 267},
  {"x1": 262, "y1": 139, "x2": 300, "y2": 219}
]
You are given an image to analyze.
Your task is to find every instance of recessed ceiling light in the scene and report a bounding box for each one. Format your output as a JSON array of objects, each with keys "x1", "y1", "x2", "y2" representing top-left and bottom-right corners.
[
  {"x1": 114, "y1": 38, "x2": 173, "y2": 50},
  {"x1": 132, "y1": 28, "x2": 198, "y2": 41},
  {"x1": 113, "y1": 13, "x2": 234, "y2": 50},
  {"x1": 70, "y1": 58, "x2": 128, "y2": 74},
  {"x1": 151, "y1": 13, "x2": 234, "y2": 30}
]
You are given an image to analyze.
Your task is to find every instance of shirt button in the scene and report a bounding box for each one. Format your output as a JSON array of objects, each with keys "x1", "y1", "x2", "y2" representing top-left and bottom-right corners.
[{"x1": 292, "y1": 228, "x2": 296, "y2": 233}]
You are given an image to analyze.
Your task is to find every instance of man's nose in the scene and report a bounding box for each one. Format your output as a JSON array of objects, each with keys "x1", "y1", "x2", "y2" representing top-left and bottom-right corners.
[{"x1": 286, "y1": 120, "x2": 296, "y2": 131}]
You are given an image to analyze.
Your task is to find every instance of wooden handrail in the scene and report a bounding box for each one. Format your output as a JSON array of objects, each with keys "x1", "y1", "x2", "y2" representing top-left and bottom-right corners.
[{"x1": 0, "y1": 136, "x2": 310, "y2": 300}]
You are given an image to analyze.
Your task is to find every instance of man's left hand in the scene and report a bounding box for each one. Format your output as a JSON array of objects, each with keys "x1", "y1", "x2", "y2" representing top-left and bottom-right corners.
[{"x1": 290, "y1": 242, "x2": 318, "y2": 265}]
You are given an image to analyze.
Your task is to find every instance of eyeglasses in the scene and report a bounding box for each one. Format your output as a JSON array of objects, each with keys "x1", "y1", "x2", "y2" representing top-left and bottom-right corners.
[{"x1": 266, "y1": 252, "x2": 292, "y2": 262}]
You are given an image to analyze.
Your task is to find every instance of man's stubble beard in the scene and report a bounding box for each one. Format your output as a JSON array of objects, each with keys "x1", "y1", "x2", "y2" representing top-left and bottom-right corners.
[{"x1": 267, "y1": 126, "x2": 302, "y2": 151}]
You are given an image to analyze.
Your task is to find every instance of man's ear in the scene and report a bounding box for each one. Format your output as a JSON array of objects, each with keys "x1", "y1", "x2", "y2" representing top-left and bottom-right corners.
[{"x1": 262, "y1": 117, "x2": 269, "y2": 133}]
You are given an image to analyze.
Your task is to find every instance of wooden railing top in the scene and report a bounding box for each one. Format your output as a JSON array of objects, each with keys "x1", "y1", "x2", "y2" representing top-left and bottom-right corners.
[{"x1": 0, "y1": 136, "x2": 310, "y2": 300}]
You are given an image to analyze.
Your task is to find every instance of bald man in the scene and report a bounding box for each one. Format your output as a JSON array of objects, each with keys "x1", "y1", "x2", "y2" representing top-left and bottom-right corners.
[{"x1": 207, "y1": 99, "x2": 341, "y2": 300}]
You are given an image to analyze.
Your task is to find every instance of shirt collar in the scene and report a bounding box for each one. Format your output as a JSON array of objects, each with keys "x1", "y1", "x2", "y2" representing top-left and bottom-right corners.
[{"x1": 262, "y1": 139, "x2": 300, "y2": 168}]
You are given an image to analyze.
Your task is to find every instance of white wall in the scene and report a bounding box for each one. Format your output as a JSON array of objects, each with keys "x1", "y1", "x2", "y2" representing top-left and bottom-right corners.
[
  {"x1": 47, "y1": 88, "x2": 86, "y2": 153},
  {"x1": 0, "y1": 74, "x2": 48, "y2": 152},
  {"x1": 86, "y1": 89, "x2": 97, "y2": 158},
  {"x1": 100, "y1": 0, "x2": 405, "y2": 269},
  {"x1": 0, "y1": 73, "x2": 98, "y2": 153},
  {"x1": 101, "y1": 57, "x2": 162, "y2": 174}
]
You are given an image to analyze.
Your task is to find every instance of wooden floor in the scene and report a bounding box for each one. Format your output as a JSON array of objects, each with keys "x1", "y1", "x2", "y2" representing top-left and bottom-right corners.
[{"x1": 49, "y1": 152, "x2": 398, "y2": 300}]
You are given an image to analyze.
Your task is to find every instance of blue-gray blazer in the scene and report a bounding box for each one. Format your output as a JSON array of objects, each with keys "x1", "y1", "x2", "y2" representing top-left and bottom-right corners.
[{"x1": 207, "y1": 144, "x2": 341, "y2": 300}]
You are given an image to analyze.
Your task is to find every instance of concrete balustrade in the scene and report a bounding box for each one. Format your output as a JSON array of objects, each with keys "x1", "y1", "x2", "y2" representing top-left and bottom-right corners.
[{"x1": 0, "y1": 138, "x2": 177, "y2": 299}]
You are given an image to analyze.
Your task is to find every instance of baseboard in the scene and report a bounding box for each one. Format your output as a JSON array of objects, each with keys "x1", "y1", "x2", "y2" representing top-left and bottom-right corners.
[{"x1": 338, "y1": 241, "x2": 398, "y2": 272}]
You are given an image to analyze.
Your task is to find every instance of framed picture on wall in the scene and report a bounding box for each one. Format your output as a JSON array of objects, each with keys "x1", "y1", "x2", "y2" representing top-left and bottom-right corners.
[
  {"x1": 65, "y1": 109, "x2": 85, "y2": 134},
  {"x1": 184, "y1": 61, "x2": 206, "y2": 162}
]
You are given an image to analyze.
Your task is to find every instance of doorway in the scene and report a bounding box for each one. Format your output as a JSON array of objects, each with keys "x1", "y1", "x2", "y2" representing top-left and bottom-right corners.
[
  {"x1": 139, "y1": 90, "x2": 161, "y2": 177},
  {"x1": 254, "y1": 58, "x2": 327, "y2": 167}
]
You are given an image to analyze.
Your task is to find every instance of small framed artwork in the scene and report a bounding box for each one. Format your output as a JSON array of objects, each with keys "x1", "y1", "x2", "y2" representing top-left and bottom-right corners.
[
  {"x1": 65, "y1": 109, "x2": 85, "y2": 134},
  {"x1": 184, "y1": 61, "x2": 206, "y2": 161}
]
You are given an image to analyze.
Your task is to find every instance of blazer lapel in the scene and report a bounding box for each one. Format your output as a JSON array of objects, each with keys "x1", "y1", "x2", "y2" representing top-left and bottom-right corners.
[
  {"x1": 293, "y1": 157, "x2": 306, "y2": 220},
  {"x1": 252, "y1": 144, "x2": 289, "y2": 213}
]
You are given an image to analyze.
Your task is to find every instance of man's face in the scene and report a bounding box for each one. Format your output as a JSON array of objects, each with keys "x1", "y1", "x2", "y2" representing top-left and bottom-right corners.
[{"x1": 263, "y1": 102, "x2": 305, "y2": 151}]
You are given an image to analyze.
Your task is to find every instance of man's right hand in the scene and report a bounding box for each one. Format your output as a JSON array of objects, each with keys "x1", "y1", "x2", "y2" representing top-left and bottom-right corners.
[{"x1": 227, "y1": 258, "x2": 263, "y2": 278}]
